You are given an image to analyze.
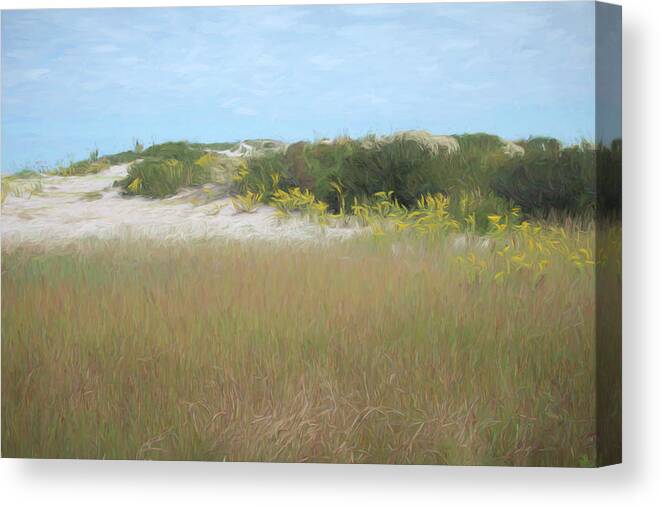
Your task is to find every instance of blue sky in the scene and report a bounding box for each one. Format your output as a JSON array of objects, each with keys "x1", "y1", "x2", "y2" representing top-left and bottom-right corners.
[{"x1": 1, "y1": 2, "x2": 598, "y2": 172}]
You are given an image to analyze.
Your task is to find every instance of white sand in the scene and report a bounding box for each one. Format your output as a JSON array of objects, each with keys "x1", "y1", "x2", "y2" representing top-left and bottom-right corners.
[
  {"x1": 1, "y1": 164, "x2": 359, "y2": 247},
  {"x1": 212, "y1": 142, "x2": 255, "y2": 158}
]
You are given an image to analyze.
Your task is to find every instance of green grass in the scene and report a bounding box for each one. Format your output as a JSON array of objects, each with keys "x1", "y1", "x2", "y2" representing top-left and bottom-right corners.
[
  {"x1": 1, "y1": 176, "x2": 44, "y2": 203},
  {"x1": 235, "y1": 133, "x2": 620, "y2": 221},
  {"x1": 189, "y1": 141, "x2": 237, "y2": 151},
  {"x1": 1, "y1": 221, "x2": 621, "y2": 465},
  {"x1": 47, "y1": 134, "x2": 620, "y2": 222},
  {"x1": 7, "y1": 169, "x2": 43, "y2": 179},
  {"x1": 138, "y1": 141, "x2": 206, "y2": 163},
  {"x1": 105, "y1": 150, "x2": 140, "y2": 165},
  {"x1": 116, "y1": 142, "x2": 243, "y2": 198},
  {"x1": 53, "y1": 158, "x2": 111, "y2": 177},
  {"x1": 118, "y1": 158, "x2": 212, "y2": 198}
]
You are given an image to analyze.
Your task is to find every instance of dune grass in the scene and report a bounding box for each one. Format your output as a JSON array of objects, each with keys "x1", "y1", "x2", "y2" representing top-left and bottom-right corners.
[
  {"x1": 234, "y1": 133, "x2": 620, "y2": 222},
  {"x1": 51, "y1": 159, "x2": 110, "y2": 177},
  {"x1": 117, "y1": 142, "x2": 243, "y2": 198},
  {"x1": 1, "y1": 176, "x2": 44, "y2": 203},
  {"x1": 57, "y1": 133, "x2": 620, "y2": 228},
  {"x1": 1, "y1": 219, "x2": 620, "y2": 465},
  {"x1": 48, "y1": 149, "x2": 113, "y2": 177}
]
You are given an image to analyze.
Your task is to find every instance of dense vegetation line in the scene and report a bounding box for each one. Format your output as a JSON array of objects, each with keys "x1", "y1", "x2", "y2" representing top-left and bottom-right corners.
[
  {"x1": 3, "y1": 132, "x2": 621, "y2": 227},
  {"x1": 113, "y1": 132, "x2": 621, "y2": 225}
]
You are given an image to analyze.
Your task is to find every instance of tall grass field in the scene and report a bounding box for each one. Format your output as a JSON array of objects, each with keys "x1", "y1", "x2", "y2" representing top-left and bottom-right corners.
[{"x1": 1, "y1": 222, "x2": 620, "y2": 466}]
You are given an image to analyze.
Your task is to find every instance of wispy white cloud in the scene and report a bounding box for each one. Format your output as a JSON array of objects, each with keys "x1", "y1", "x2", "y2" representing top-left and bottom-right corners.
[{"x1": 2, "y1": 2, "x2": 599, "y2": 171}]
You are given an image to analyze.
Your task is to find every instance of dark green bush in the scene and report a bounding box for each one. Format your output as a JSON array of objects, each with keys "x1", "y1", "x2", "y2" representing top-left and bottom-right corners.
[
  {"x1": 490, "y1": 145, "x2": 596, "y2": 215},
  {"x1": 99, "y1": 134, "x2": 620, "y2": 219},
  {"x1": 294, "y1": 140, "x2": 355, "y2": 208},
  {"x1": 239, "y1": 140, "x2": 355, "y2": 208},
  {"x1": 454, "y1": 133, "x2": 504, "y2": 154},
  {"x1": 339, "y1": 137, "x2": 448, "y2": 208},
  {"x1": 518, "y1": 136, "x2": 562, "y2": 156}
]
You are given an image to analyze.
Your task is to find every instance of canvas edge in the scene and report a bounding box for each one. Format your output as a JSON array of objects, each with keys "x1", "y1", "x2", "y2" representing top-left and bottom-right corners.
[{"x1": 595, "y1": 0, "x2": 622, "y2": 468}]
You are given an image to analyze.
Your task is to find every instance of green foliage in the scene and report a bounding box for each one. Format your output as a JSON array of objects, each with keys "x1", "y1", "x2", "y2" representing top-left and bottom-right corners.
[
  {"x1": 236, "y1": 151, "x2": 293, "y2": 198},
  {"x1": 120, "y1": 158, "x2": 212, "y2": 198},
  {"x1": 55, "y1": 158, "x2": 111, "y2": 176},
  {"x1": 68, "y1": 133, "x2": 621, "y2": 220},
  {"x1": 115, "y1": 142, "x2": 222, "y2": 197},
  {"x1": 9, "y1": 169, "x2": 42, "y2": 179},
  {"x1": 106, "y1": 150, "x2": 140, "y2": 165},
  {"x1": 294, "y1": 141, "x2": 354, "y2": 208},
  {"x1": 240, "y1": 133, "x2": 523, "y2": 218},
  {"x1": 270, "y1": 186, "x2": 330, "y2": 223},
  {"x1": 189, "y1": 141, "x2": 237, "y2": 151},
  {"x1": 139, "y1": 141, "x2": 206, "y2": 163},
  {"x1": 517, "y1": 136, "x2": 562, "y2": 156},
  {"x1": 578, "y1": 454, "x2": 596, "y2": 468},
  {"x1": 1, "y1": 177, "x2": 43, "y2": 202},
  {"x1": 449, "y1": 190, "x2": 514, "y2": 233},
  {"x1": 491, "y1": 142, "x2": 596, "y2": 216},
  {"x1": 454, "y1": 132, "x2": 504, "y2": 153},
  {"x1": 340, "y1": 136, "x2": 449, "y2": 208}
]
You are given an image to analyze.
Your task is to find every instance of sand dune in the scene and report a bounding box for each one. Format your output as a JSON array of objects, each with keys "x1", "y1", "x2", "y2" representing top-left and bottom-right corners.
[{"x1": 1, "y1": 164, "x2": 358, "y2": 247}]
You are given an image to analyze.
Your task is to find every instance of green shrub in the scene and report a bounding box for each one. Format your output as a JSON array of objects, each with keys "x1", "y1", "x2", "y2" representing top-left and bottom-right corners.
[
  {"x1": 448, "y1": 190, "x2": 514, "y2": 233},
  {"x1": 139, "y1": 141, "x2": 206, "y2": 163},
  {"x1": 55, "y1": 158, "x2": 111, "y2": 176},
  {"x1": 236, "y1": 151, "x2": 293, "y2": 199},
  {"x1": 339, "y1": 135, "x2": 452, "y2": 209},
  {"x1": 290, "y1": 140, "x2": 355, "y2": 208},
  {"x1": 100, "y1": 133, "x2": 620, "y2": 220},
  {"x1": 454, "y1": 133, "x2": 504, "y2": 154},
  {"x1": 106, "y1": 150, "x2": 140, "y2": 165},
  {"x1": 119, "y1": 157, "x2": 212, "y2": 197},
  {"x1": 490, "y1": 144, "x2": 595, "y2": 215},
  {"x1": 517, "y1": 136, "x2": 562, "y2": 156}
]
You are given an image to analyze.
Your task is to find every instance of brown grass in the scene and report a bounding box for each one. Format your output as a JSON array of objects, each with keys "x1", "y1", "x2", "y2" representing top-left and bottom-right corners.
[{"x1": 1, "y1": 226, "x2": 615, "y2": 465}]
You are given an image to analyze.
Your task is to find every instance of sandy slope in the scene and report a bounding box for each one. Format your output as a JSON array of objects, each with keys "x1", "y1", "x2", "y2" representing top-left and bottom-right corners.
[{"x1": 1, "y1": 164, "x2": 358, "y2": 247}]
